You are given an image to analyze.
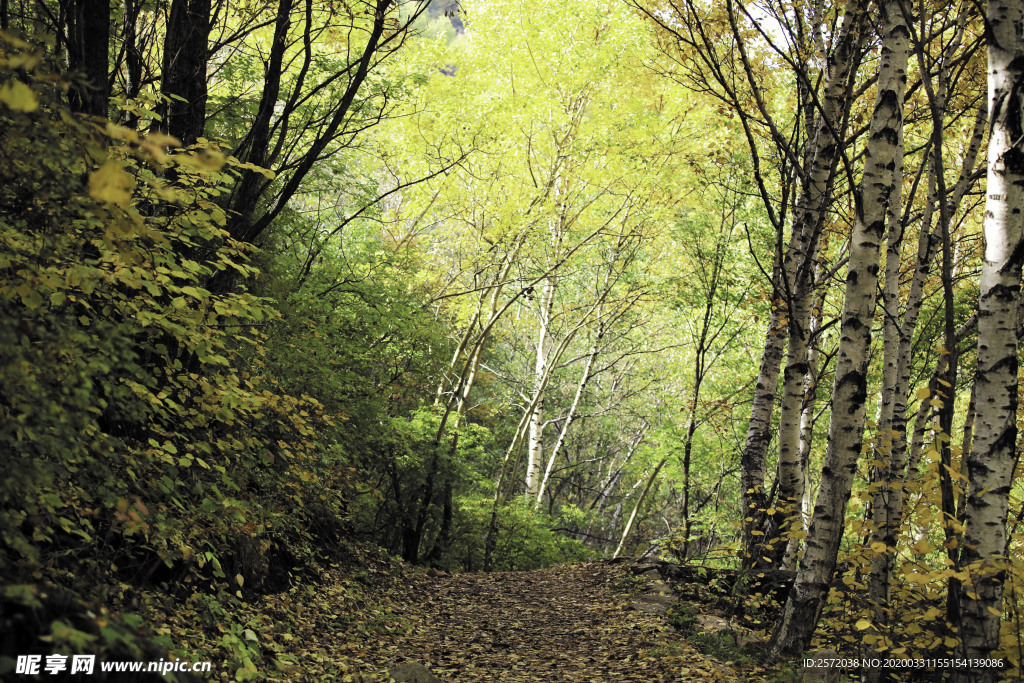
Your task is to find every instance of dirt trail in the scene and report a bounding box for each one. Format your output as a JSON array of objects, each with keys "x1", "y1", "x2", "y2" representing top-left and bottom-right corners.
[{"x1": 346, "y1": 561, "x2": 739, "y2": 682}]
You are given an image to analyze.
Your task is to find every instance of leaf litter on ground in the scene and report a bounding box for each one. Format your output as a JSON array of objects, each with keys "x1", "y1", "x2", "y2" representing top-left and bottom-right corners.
[{"x1": 147, "y1": 552, "x2": 776, "y2": 681}]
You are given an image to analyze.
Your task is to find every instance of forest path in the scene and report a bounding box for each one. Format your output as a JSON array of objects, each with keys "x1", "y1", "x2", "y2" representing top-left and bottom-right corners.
[{"x1": 333, "y1": 560, "x2": 743, "y2": 682}]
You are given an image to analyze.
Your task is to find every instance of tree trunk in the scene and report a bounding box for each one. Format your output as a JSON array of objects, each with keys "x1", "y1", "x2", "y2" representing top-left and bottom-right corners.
[
  {"x1": 122, "y1": 0, "x2": 144, "y2": 128},
  {"x1": 864, "y1": 7, "x2": 984, "y2": 634},
  {"x1": 955, "y1": 0, "x2": 1024, "y2": 674},
  {"x1": 740, "y1": 298, "x2": 785, "y2": 567},
  {"x1": 771, "y1": 0, "x2": 907, "y2": 657},
  {"x1": 770, "y1": 267, "x2": 817, "y2": 565},
  {"x1": 161, "y1": 0, "x2": 211, "y2": 145},
  {"x1": 535, "y1": 331, "x2": 600, "y2": 508},
  {"x1": 63, "y1": 0, "x2": 111, "y2": 118},
  {"x1": 781, "y1": 276, "x2": 826, "y2": 570},
  {"x1": 612, "y1": 458, "x2": 666, "y2": 559},
  {"x1": 742, "y1": 0, "x2": 868, "y2": 569},
  {"x1": 525, "y1": 276, "x2": 556, "y2": 500}
]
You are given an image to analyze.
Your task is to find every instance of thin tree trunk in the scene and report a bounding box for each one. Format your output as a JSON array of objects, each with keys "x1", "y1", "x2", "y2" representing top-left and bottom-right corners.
[
  {"x1": 743, "y1": 0, "x2": 866, "y2": 569},
  {"x1": 535, "y1": 332, "x2": 600, "y2": 508},
  {"x1": 525, "y1": 276, "x2": 556, "y2": 499},
  {"x1": 123, "y1": 0, "x2": 143, "y2": 104},
  {"x1": 681, "y1": 208, "x2": 733, "y2": 558},
  {"x1": 771, "y1": 268, "x2": 817, "y2": 565},
  {"x1": 771, "y1": 0, "x2": 907, "y2": 656},
  {"x1": 741, "y1": 297, "x2": 786, "y2": 567},
  {"x1": 870, "y1": 99, "x2": 985, "y2": 566},
  {"x1": 612, "y1": 458, "x2": 667, "y2": 559},
  {"x1": 781, "y1": 276, "x2": 826, "y2": 570},
  {"x1": 63, "y1": 0, "x2": 111, "y2": 118}
]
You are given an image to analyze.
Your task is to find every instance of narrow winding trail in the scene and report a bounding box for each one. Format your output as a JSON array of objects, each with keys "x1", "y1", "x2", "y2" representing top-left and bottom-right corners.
[{"x1": 340, "y1": 561, "x2": 740, "y2": 681}]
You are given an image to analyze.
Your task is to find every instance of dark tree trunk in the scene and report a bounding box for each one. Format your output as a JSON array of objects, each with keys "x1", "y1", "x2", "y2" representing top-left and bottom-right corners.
[
  {"x1": 63, "y1": 0, "x2": 111, "y2": 118},
  {"x1": 124, "y1": 0, "x2": 143, "y2": 102},
  {"x1": 161, "y1": 0, "x2": 211, "y2": 145}
]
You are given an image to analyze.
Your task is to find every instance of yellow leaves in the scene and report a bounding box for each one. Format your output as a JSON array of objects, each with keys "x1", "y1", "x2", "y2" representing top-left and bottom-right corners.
[
  {"x1": 855, "y1": 618, "x2": 872, "y2": 630},
  {"x1": 140, "y1": 131, "x2": 181, "y2": 162},
  {"x1": 0, "y1": 49, "x2": 41, "y2": 71},
  {"x1": 943, "y1": 463, "x2": 968, "y2": 483},
  {"x1": 868, "y1": 541, "x2": 890, "y2": 555},
  {"x1": 89, "y1": 160, "x2": 134, "y2": 208},
  {"x1": 16, "y1": 282, "x2": 44, "y2": 309},
  {"x1": 903, "y1": 571, "x2": 930, "y2": 586},
  {"x1": 0, "y1": 79, "x2": 38, "y2": 112},
  {"x1": 230, "y1": 157, "x2": 275, "y2": 179},
  {"x1": 911, "y1": 538, "x2": 933, "y2": 555}
]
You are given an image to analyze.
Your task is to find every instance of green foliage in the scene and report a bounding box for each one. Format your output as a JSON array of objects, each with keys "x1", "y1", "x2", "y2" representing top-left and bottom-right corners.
[
  {"x1": 459, "y1": 499, "x2": 592, "y2": 572},
  {"x1": 667, "y1": 601, "x2": 700, "y2": 635},
  {"x1": 0, "y1": 583, "x2": 189, "y2": 680},
  {"x1": 0, "y1": 35, "x2": 350, "y2": 677}
]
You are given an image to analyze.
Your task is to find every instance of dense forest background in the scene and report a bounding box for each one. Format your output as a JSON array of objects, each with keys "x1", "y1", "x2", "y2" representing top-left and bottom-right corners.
[{"x1": 2, "y1": 0, "x2": 1024, "y2": 679}]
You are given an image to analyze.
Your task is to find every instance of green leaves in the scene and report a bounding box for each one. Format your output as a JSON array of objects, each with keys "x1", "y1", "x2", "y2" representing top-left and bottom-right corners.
[
  {"x1": 0, "y1": 39, "x2": 339, "y2": 657},
  {"x1": 0, "y1": 79, "x2": 37, "y2": 112}
]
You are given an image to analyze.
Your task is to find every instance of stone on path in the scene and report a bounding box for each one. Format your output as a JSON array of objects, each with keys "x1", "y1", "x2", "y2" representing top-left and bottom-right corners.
[
  {"x1": 387, "y1": 661, "x2": 441, "y2": 683},
  {"x1": 630, "y1": 578, "x2": 677, "y2": 614}
]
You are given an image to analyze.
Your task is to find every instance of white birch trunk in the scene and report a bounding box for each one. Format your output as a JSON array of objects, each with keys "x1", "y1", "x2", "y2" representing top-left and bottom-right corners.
[
  {"x1": 771, "y1": 0, "x2": 907, "y2": 655},
  {"x1": 781, "y1": 281, "x2": 826, "y2": 570},
  {"x1": 743, "y1": 0, "x2": 866, "y2": 569},
  {"x1": 956, "y1": 0, "x2": 1024, "y2": 672},
  {"x1": 613, "y1": 457, "x2": 666, "y2": 559},
  {"x1": 525, "y1": 276, "x2": 555, "y2": 499},
  {"x1": 866, "y1": 37, "x2": 986, "y2": 625},
  {"x1": 773, "y1": 276, "x2": 816, "y2": 560},
  {"x1": 535, "y1": 333, "x2": 599, "y2": 508}
]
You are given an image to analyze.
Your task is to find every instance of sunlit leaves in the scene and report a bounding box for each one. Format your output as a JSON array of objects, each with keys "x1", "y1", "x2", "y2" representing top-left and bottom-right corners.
[
  {"x1": 0, "y1": 78, "x2": 37, "y2": 112},
  {"x1": 0, "y1": 38, "x2": 338, "y2": 621}
]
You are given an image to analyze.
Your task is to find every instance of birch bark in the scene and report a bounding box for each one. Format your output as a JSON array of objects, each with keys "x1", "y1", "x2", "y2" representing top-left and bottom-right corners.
[
  {"x1": 771, "y1": 0, "x2": 908, "y2": 655},
  {"x1": 525, "y1": 276, "x2": 556, "y2": 499},
  {"x1": 956, "y1": 0, "x2": 1024, "y2": 673},
  {"x1": 745, "y1": 0, "x2": 868, "y2": 568}
]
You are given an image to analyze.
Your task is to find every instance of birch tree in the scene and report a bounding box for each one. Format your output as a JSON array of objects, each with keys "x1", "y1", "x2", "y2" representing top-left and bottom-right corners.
[
  {"x1": 634, "y1": 0, "x2": 870, "y2": 567},
  {"x1": 956, "y1": 0, "x2": 1024, "y2": 673},
  {"x1": 865, "y1": 0, "x2": 986, "y2": 639},
  {"x1": 771, "y1": 0, "x2": 910, "y2": 656}
]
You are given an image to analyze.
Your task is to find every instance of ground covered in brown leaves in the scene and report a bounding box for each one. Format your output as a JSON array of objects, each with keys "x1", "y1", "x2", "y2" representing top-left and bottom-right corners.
[
  {"x1": 366, "y1": 562, "x2": 721, "y2": 681},
  {"x1": 245, "y1": 558, "x2": 765, "y2": 681},
  {"x1": 143, "y1": 549, "x2": 790, "y2": 681}
]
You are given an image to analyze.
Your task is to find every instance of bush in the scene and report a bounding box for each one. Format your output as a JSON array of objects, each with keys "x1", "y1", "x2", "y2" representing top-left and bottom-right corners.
[{"x1": 0, "y1": 34, "x2": 345, "y2": 679}]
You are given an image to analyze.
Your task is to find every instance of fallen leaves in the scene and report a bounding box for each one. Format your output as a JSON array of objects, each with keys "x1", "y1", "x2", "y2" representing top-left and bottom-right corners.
[
  {"x1": 144, "y1": 554, "x2": 762, "y2": 681},
  {"x1": 254, "y1": 560, "x2": 742, "y2": 681}
]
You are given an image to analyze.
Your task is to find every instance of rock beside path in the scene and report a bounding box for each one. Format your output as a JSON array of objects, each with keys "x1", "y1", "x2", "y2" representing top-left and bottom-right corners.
[{"x1": 387, "y1": 661, "x2": 442, "y2": 682}]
